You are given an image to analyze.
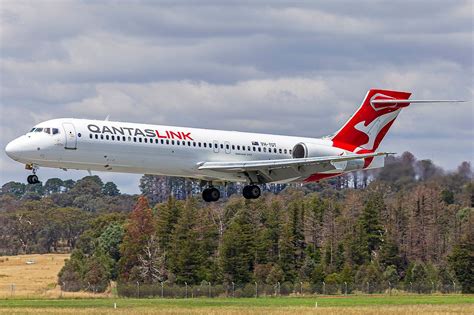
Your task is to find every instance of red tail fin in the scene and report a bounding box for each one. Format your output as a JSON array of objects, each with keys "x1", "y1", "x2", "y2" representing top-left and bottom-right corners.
[{"x1": 332, "y1": 89, "x2": 411, "y2": 153}]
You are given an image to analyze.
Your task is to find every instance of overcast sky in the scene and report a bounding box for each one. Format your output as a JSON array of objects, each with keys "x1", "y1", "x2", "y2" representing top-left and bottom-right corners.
[{"x1": 0, "y1": 1, "x2": 472, "y2": 194}]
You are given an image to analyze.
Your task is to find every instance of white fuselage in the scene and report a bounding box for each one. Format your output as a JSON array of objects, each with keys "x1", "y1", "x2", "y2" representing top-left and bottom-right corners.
[{"x1": 5, "y1": 118, "x2": 347, "y2": 184}]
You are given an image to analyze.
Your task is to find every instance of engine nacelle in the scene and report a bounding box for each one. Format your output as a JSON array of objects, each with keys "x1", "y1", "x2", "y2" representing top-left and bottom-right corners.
[
  {"x1": 292, "y1": 142, "x2": 365, "y2": 171},
  {"x1": 292, "y1": 142, "x2": 342, "y2": 159}
]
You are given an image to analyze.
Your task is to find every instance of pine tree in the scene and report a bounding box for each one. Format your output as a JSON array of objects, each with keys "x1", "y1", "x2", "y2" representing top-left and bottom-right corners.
[
  {"x1": 169, "y1": 198, "x2": 202, "y2": 284},
  {"x1": 220, "y1": 207, "x2": 256, "y2": 284},
  {"x1": 155, "y1": 197, "x2": 182, "y2": 252},
  {"x1": 448, "y1": 230, "x2": 474, "y2": 293},
  {"x1": 360, "y1": 193, "x2": 385, "y2": 257},
  {"x1": 118, "y1": 196, "x2": 155, "y2": 282}
]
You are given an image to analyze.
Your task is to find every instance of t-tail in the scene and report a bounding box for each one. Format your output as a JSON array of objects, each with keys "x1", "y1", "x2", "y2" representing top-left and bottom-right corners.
[{"x1": 331, "y1": 89, "x2": 464, "y2": 155}]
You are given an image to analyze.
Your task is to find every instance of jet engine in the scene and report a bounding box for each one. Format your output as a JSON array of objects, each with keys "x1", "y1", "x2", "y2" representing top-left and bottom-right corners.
[{"x1": 292, "y1": 142, "x2": 364, "y2": 171}]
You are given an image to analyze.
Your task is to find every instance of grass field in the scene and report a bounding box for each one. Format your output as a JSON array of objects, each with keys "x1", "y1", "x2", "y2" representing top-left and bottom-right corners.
[
  {"x1": 0, "y1": 295, "x2": 473, "y2": 314},
  {"x1": 0, "y1": 254, "x2": 71, "y2": 298},
  {"x1": 0, "y1": 254, "x2": 473, "y2": 314}
]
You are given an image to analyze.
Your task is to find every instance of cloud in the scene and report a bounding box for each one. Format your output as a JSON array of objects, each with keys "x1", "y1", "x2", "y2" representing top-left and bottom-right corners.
[{"x1": 0, "y1": 0, "x2": 472, "y2": 193}]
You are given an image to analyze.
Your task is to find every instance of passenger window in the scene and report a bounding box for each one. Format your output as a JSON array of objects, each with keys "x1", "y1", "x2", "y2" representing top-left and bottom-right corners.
[
  {"x1": 193, "y1": 142, "x2": 196, "y2": 147},
  {"x1": 123, "y1": 136, "x2": 126, "y2": 141},
  {"x1": 258, "y1": 147, "x2": 261, "y2": 152},
  {"x1": 226, "y1": 144, "x2": 229, "y2": 149},
  {"x1": 133, "y1": 137, "x2": 137, "y2": 142},
  {"x1": 171, "y1": 140, "x2": 175, "y2": 145},
  {"x1": 111, "y1": 135, "x2": 115, "y2": 140},
  {"x1": 214, "y1": 143, "x2": 218, "y2": 148},
  {"x1": 248, "y1": 146, "x2": 251, "y2": 151},
  {"x1": 155, "y1": 139, "x2": 158, "y2": 144},
  {"x1": 263, "y1": 147, "x2": 266, "y2": 152},
  {"x1": 284, "y1": 149, "x2": 287, "y2": 154},
  {"x1": 89, "y1": 134, "x2": 92, "y2": 139},
  {"x1": 289, "y1": 150, "x2": 292, "y2": 154},
  {"x1": 144, "y1": 138, "x2": 147, "y2": 143},
  {"x1": 253, "y1": 147, "x2": 256, "y2": 152},
  {"x1": 52, "y1": 128, "x2": 59, "y2": 135},
  {"x1": 106, "y1": 135, "x2": 109, "y2": 140},
  {"x1": 209, "y1": 143, "x2": 212, "y2": 148},
  {"x1": 220, "y1": 144, "x2": 224, "y2": 149},
  {"x1": 166, "y1": 140, "x2": 169, "y2": 145},
  {"x1": 95, "y1": 134, "x2": 98, "y2": 139},
  {"x1": 203, "y1": 143, "x2": 207, "y2": 148},
  {"x1": 279, "y1": 148, "x2": 282, "y2": 154},
  {"x1": 188, "y1": 141, "x2": 191, "y2": 146},
  {"x1": 237, "y1": 145, "x2": 240, "y2": 150},
  {"x1": 198, "y1": 142, "x2": 202, "y2": 147},
  {"x1": 232, "y1": 145, "x2": 235, "y2": 150}
]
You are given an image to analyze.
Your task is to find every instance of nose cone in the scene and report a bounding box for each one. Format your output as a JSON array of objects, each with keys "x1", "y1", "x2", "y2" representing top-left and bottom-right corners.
[{"x1": 5, "y1": 138, "x2": 22, "y2": 160}]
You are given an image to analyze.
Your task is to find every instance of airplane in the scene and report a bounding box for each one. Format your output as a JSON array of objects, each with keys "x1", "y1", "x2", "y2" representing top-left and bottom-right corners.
[{"x1": 4, "y1": 89, "x2": 462, "y2": 202}]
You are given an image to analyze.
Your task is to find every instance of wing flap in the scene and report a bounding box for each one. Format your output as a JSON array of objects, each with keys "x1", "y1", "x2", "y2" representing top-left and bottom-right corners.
[{"x1": 197, "y1": 152, "x2": 390, "y2": 172}]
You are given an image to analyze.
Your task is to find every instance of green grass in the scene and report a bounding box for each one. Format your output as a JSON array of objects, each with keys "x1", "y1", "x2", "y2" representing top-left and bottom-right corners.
[{"x1": 0, "y1": 295, "x2": 473, "y2": 309}]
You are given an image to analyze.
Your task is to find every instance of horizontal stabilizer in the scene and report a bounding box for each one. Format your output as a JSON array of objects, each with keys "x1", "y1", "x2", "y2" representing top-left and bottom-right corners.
[{"x1": 371, "y1": 99, "x2": 465, "y2": 105}]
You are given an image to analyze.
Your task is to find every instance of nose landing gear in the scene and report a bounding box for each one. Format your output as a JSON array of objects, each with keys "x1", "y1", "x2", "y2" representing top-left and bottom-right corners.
[
  {"x1": 26, "y1": 164, "x2": 40, "y2": 184},
  {"x1": 27, "y1": 175, "x2": 40, "y2": 184}
]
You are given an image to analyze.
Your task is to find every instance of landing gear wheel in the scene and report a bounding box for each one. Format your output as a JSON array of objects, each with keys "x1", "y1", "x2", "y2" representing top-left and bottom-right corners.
[
  {"x1": 202, "y1": 187, "x2": 220, "y2": 202},
  {"x1": 27, "y1": 175, "x2": 39, "y2": 184},
  {"x1": 243, "y1": 185, "x2": 261, "y2": 199}
]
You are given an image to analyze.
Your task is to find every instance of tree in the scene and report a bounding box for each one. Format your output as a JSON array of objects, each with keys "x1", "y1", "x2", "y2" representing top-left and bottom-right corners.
[
  {"x1": 102, "y1": 182, "x2": 120, "y2": 196},
  {"x1": 405, "y1": 261, "x2": 431, "y2": 293},
  {"x1": 83, "y1": 255, "x2": 111, "y2": 293},
  {"x1": 155, "y1": 197, "x2": 182, "y2": 252},
  {"x1": 98, "y1": 223, "x2": 124, "y2": 280},
  {"x1": 220, "y1": 207, "x2": 256, "y2": 284},
  {"x1": 360, "y1": 193, "x2": 385, "y2": 257},
  {"x1": 1, "y1": 182, "x2": 26, "y2": 198},
  {"x1": 43, "y1": 178, "x2": 64, "y2": 195},
  {"x1": 136, "y1": 235, "x2": 166, "y2": 284},
  {"x1": 118, "y1": 196, "x2": 156, "y2": 282},
  {"x1": 448, "y1": 231, "x2": 474, "y2": 293},
  {"x1": 169, "y1": 199, "x2": 202, "y2": 284}
]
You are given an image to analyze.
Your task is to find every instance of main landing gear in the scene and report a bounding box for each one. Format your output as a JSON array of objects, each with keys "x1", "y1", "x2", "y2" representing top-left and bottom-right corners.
[
  {"x1": 243, "y1": 185, "x2": 261, "y2": 200},
  {"x1": 202, "y1": 186, "x2": 220, "y2": 202},
  {"x1": 26, "y1": 164, "x2": 40, "y2": 184},
  {"x1": 201, "y1": 183, "x2": 261, "y2": 202}
]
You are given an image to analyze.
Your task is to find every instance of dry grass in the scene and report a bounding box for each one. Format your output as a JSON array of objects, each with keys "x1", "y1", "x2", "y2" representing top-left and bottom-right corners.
[
  {"x1": 0, "y1": 305, "x2": 473, "y2": 315},
  {"x1": 0, "y1": 254, "x2": 69, "y2": 298}
]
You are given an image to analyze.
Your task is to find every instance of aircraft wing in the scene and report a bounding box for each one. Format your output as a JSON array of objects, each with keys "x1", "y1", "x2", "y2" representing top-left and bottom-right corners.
[{"x1": 197, "y1": 152, "x2": 390, "y2": 173}]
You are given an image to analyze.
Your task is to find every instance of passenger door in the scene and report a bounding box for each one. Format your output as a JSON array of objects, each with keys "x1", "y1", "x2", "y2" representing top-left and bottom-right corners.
[{"x1": 63, "y1": 123, "x2": 77, "y2": 149}]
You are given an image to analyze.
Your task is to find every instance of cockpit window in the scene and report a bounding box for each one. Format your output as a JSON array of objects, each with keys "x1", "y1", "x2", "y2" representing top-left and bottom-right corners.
[
  {"x1": 44, "y1": 128, "x2": 51, "y2": 134},
  {"x1": 52, "y1": 128, "x2": 59, "y2": 135},
  {"x1": 34, "y1": 128, "x2": 43, "y2": 132},
  {"x1": 30, "y1": 128, "x2": 36, "y2": 132}
]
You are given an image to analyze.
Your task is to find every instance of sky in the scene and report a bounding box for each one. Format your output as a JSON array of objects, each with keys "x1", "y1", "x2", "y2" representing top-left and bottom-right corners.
[{"x1": 0, "y1": 0, "x2": 472, "y2": 194}]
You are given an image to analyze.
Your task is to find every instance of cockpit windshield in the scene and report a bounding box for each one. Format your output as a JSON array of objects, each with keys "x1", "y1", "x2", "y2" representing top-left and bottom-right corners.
[{"x1": 29, "y1": 127, "x2": 60, "y2": 135}]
